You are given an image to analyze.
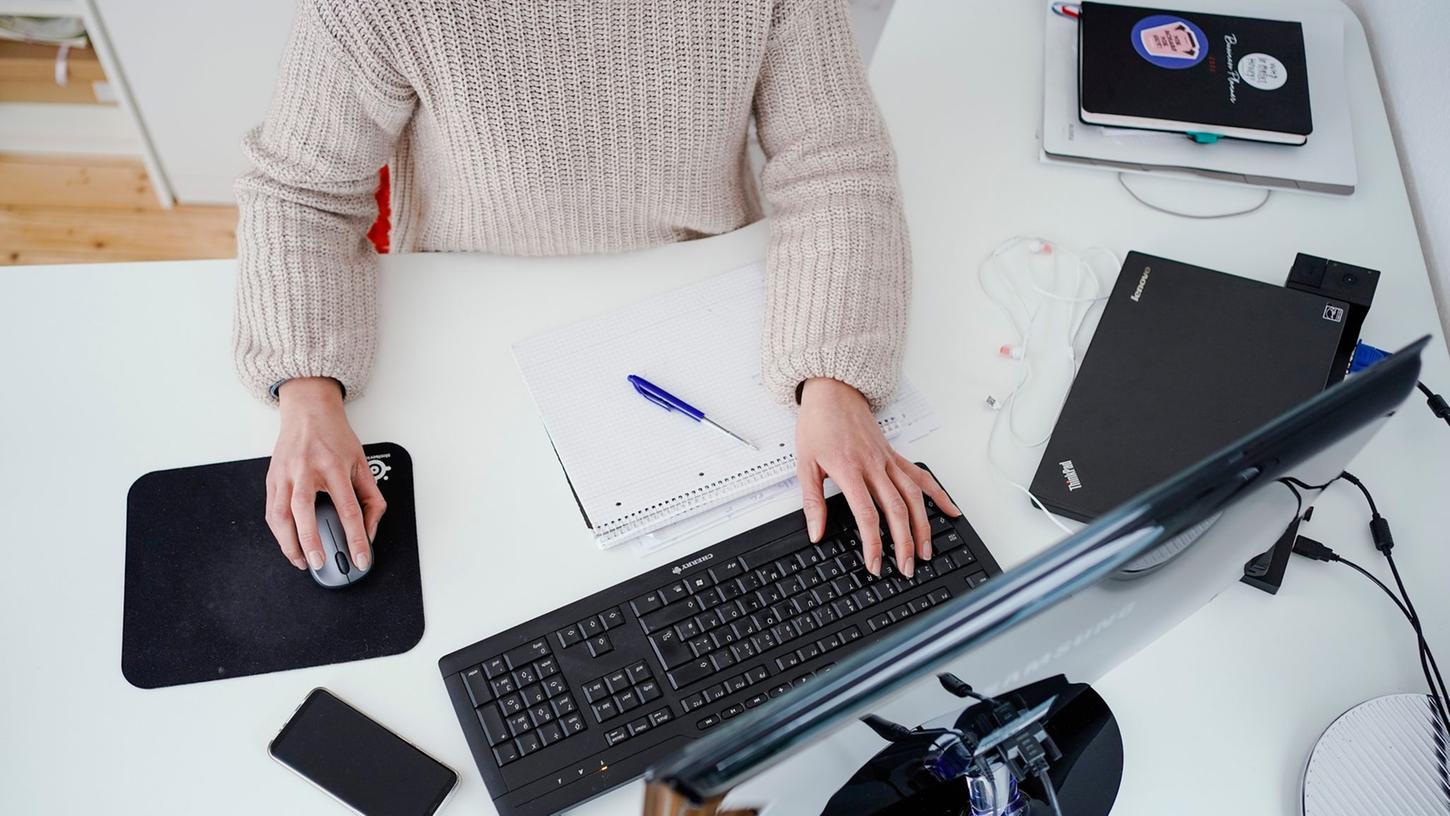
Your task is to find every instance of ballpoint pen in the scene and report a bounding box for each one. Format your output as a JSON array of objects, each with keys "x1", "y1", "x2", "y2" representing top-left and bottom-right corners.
[{"x1": 627, "y1": 374, "x2": 759, "y2": 451}]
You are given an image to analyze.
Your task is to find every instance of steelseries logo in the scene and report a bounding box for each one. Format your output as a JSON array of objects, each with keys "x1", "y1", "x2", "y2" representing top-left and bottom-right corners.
[
  {"x1": 1130, "y1": 266, "x2": 1151, "y2": 302},
  {"x1": 1060, "y1": 460, "x2": 1083, "y2": 492},
  {"x1": 671, "y1": 553, "x2": 714, "y2": 575}
]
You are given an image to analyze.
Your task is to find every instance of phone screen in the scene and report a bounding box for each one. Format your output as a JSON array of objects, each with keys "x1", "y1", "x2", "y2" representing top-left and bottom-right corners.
[{"x1": 270, "y1": 689, "x2": 457, "y2": 816}]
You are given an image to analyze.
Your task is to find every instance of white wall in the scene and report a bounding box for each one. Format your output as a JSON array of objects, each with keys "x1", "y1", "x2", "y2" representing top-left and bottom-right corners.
[{"x1": 1339, "y1": 0, "x2": 1450, "y2": 336}]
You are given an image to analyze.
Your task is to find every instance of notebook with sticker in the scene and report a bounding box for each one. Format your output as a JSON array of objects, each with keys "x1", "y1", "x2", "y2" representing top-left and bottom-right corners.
[{"x1": 1078, "y1": 2, "x2": 1312, "y2": 145}]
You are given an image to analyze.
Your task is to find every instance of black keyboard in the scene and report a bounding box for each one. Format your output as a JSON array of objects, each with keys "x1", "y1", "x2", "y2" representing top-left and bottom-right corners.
[{"x1": 439, "y1": 475, "x2": 1001, "y2": 816}]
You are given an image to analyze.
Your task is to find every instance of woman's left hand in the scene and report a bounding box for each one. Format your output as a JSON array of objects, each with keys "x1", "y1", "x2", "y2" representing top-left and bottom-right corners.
[{"x1": 795, "y1": 377, "x2": 962, "y2": 579}]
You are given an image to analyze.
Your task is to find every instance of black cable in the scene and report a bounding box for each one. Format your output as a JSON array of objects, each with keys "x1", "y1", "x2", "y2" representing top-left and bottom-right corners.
[{"x1": 1418, "y1": 380, "x2": 1450, "y2": 427}]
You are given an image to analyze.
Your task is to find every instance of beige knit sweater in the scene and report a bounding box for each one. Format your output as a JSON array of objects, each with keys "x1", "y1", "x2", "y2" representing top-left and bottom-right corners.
[{"x1": 234, "y1": 0, "x2": 910, "y2": 409}]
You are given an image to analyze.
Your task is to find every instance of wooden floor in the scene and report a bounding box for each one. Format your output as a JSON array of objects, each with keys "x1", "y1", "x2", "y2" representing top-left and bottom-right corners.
[{"x1": 0, "y1": 153, "x2": 238, "y2": 266}]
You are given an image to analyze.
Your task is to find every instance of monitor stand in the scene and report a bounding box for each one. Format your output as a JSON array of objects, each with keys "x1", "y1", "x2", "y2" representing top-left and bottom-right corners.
[{"x1": 821, "y1": 676, "x2": 1122, "y2": 816}]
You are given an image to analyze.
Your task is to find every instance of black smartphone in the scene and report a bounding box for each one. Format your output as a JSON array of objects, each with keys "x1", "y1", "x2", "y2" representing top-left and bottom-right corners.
[{"x1": 270, "y1": 688, "x2": 458, "y2": 816}]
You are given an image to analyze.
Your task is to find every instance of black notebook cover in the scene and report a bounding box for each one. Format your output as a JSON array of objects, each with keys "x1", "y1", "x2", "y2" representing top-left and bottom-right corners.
[
  {"x1": 1079, "y1": 2, "x2": 1312, "y2": 141},
  {"x1": 1029, "y1": 253, "x2": 1346, "y2": 522},
  {"x1": 122, "y1": 442, "x2": 423, "y2": 689}
]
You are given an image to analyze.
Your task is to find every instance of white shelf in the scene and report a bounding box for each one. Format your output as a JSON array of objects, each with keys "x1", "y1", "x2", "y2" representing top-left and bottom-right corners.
[
  {"x1": 0, "y1": 0, "x2": 81, "y2": 17},
  {"x1": 0, "y1": 102, "x2": 140, "y2": 156}
]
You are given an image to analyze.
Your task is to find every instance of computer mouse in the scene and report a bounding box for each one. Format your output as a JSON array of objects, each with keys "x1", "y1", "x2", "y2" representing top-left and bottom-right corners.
[{"x1": 308, "y1": 493, "x2": 371, "y2": 589}]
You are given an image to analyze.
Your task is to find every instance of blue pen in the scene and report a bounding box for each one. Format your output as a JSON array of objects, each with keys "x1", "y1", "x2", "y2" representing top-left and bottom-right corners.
[{"x1": 627, "y1": 374, "x2": 758, "y2": 451}]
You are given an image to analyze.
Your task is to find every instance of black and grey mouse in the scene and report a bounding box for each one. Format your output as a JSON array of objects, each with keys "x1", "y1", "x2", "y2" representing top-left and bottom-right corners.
[{"x1": 309, "y1": 493, "x2": 372, "y2": 589}]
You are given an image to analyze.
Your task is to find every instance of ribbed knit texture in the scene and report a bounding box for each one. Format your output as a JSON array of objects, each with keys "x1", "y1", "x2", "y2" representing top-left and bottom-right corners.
[{"x1": 234, "y1": 0, "x2": 910, "y2": 409}]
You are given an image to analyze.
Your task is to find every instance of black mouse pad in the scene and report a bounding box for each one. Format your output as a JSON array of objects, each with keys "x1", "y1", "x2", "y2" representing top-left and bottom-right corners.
[{"x1": 122, "y1": 442, "x2": 423, "y2": 689}]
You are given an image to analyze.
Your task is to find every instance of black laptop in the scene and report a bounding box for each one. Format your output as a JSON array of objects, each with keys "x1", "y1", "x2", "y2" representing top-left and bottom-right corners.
[{"x1": 1029, "y1": 252, "x2": 1347, "y2": 521}]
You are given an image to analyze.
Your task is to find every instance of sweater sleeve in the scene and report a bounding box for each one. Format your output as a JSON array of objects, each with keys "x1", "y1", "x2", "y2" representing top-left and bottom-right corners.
[
  {"x1": 754, "y1": 0, "x2": 911, "y2": 411},
  {"x1": 233, "y1": 0, "x2": 416, "y2": 403}
]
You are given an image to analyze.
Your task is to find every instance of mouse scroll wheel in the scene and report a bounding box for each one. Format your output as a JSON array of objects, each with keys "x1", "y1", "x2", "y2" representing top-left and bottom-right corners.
[{"x1": 335, "y1": 550, "x2": 351, "y2": 575}]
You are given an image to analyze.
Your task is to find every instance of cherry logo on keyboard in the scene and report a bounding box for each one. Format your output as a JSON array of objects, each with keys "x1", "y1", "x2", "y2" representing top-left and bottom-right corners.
[{"x1": 671, "y1": 553, "x2": 714, "y2": 575}]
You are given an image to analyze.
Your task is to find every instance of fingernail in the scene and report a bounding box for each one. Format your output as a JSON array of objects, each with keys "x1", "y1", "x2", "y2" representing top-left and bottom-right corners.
[
  {"x1": 306, "y1": 551, "x2": 324, "y2": 570},
  {"x1": 868, "y1": 554, "x2": 882, "y2": 577},
  {"x1": 291, "y1": 558, "x2": 306, "y2": 570},
  {"x1": 902, "y1": 558, "x2": 915, "y2": 578},
  {"x1": 923, "y1": 540, "x2": 933, "y2": 559},
  {"x1": 807, "y1": 519, "x2": 821, "y2": 542},
  {"x1": 355, "y1": 550, "x2": 371, "y2": 570}
]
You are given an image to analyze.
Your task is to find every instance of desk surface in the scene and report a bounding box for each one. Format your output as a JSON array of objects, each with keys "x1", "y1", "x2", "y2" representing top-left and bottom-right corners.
[{"x1": 2, "y1": 1, "x2": 1448, "y2": 814}]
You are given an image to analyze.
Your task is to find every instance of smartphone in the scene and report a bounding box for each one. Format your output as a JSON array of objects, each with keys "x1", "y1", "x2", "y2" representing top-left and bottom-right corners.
[{"x1": 269, "y1": 688, "x2": 458, "y2": 816}]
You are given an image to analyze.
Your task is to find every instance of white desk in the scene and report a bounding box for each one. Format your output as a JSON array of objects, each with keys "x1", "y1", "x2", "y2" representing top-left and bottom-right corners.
[{"x1": 1, "y1": 1, "x2": 1447, "y2": 814}]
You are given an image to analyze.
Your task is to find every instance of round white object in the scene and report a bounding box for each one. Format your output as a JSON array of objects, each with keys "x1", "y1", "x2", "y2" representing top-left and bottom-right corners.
[
  {"x1": 1302, "y1": 693, "x2": 1448, "y2": 815},
  {"x1": 1237, "y1": 52, "x2": 1289, "y2": 91}
]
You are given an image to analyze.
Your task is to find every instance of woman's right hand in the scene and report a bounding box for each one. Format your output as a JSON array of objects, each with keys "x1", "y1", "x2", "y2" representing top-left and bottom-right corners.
[{"x1": 266, "y1": 377, "x2": 386, "y2": 571}]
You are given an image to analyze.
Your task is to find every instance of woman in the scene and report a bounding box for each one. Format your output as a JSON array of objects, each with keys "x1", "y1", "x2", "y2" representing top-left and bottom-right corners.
[{"x1": 235, "y1": 0, "x2": 960, "y2": 583}]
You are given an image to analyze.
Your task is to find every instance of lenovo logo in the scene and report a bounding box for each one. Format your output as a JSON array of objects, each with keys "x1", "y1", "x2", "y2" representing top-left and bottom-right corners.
[{"x1": 1130, "y1": 266, "x2": 1151, "y2": 303}]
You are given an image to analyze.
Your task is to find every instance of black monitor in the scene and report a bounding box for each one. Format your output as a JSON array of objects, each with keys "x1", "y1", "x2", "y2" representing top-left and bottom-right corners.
[{"x1": 646, "y1": 338, "x2": 1428, "y2": 811}]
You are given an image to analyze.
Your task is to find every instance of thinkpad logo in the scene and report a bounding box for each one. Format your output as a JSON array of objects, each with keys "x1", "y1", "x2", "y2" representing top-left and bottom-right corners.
[
  {"x1": 1322, "y1": 304, "x2": 1345, "y2": 323},
  {"x1": 671, "y1": 553, "x2": 714, "y2": 575},
  {"x1": 1060, "y1": 460, "x2": 1083, "y2": 492}
]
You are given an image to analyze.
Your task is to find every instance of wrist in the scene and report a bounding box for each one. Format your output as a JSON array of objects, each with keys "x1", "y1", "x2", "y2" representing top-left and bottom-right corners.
[
  {"x1": 799, "y1": 377, "x2": 866, "y2": 408},
  {"x1": 278, "y1": 377, "x2": 345, "y2": 414}
]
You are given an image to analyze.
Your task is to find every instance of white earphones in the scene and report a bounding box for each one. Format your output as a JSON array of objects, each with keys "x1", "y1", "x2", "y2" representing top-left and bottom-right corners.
[{"x1": 978, "y1": 236, "x2": 1120, "y2": 533}]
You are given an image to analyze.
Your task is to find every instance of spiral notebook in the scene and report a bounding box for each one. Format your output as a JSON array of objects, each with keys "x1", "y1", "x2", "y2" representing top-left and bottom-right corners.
[{"x1": 514, "y1": 262, "x2": 937, "y2": 549}]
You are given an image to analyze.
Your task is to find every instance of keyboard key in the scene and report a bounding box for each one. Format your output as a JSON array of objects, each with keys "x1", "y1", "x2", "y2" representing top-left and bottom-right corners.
[
  {"x1": 662, "y1": 580, "x2": 691, "y2": 603},
  {"x1": 710, "y1": 649, "x2": 737, "y2": 671},
  {"x1": 697, "y1": 608, "x2": 723, "y2": 631},
  {"x1": 748, "y1": 665, "x2": 771, "y2": 685},
  {"x1": 676, "y1": 619, "x2": 701, "y2": 639},
  {"x1": 723, "y1": 674, "x2": 748, "y2": 694},
  {"x1": 605, "y1": 669, "x2": 630, "y2": 693},
  {"x1": 956, "y1": 548, "x2": 977, "y2": 566},
  {"x1": 797, "y1": 643, "x2": 822, "y2": 662},
  {"x1": 721, "y1": 703, "x2": 745, "y2": 720},
  {"x1": 695, "y1": 587, "x2": 723, "y2": 609},
  {"x1": 817, "y1": 633, "x2": 842, "y2": 652},
  {"x1": 685, "y1": 573, "x2": 712, "y2": 593},
  {"x1": 745, "y1": 693, "x2": 768, "y2": 708},
  {"x1": 538, "y1": 721, "x2": 564, "y2": 746},
  {"x1": 604, "y1": 727, "x2": 629, "y2": 746},
  {"x1": 491, "y1": 676, "x2": 518, "y2": 697},
  {"x1": 868, "y1": 613, "x2": 891, "y2": 632},
  {"x1": 592, "y1": 699, "x2": 618, "y2": 722},
  {"x1": 649, "y1": 708, "x2": 673, "y2": 727},
  {"x1": 513, "y1": 666, "x2": 538, "y2": 687},
  {"x1": 627, "y1": 717, "x2": 652, "y2": 737},
  {"x1": 640, "y1": 597, "x2": 702, "y2": 634},
  {"x1": 580, "y1": 618, "x2": 605, "y2": 637},
  {"x1": 534, "y1": 656, "x2": 559, "y2": 677},
  {"x1": 586, "y1": 634, "x2": 613, "y2": 657},
  {"x1": 907, "y1": 596, "x2": 933, "y2": 614},
  {"x1": 529, "y1": 703, "x2": 553, "y2": 727},
  {"x1": 542, "y1": 676, "x2": 568, "y2": 698},
  {"x1": 552, "y1": 694, "x2": 577, "y2": 717},
  {"x1": 709, "y1": 559, "x2": 744, "y2": 583},
  {"x1": 600, "y1": 607, "x2": 625, "y2": 629},
  {"x1": 636, "y1": 679, "x2": 662, "y2": 704},
  {"x1": 698, "y1": 714, "x2": 721, "y2": 730},
  {"x1": 499, "y1": 693, "x2": 524, "y2": 715},
  {"x1": 556, "y1": 624, "x2": 583, "y2": 649},
  {"x1": 560, "y1": 713, "x2": 587, "y2": 736},
  {"x1": 701, "y1": 684, "x2": 726, "y2": 703},
  {"x1": 478, "y1": 706, "x2": 510, "y2": 746},
  {"x1": 505, "y1": 639, "x2": 551, "y2": 670},
  {"x1": 776, "y1": 653, "x2": 801, "y2": 672},
  {"x1": 483, "y1": 657, "x2": 508, "y2": 678},
  {"x1": 627, "y1": 662, "x2": 652, "y2": 684},
  {"x1": 582, "y1": 680, "x2": 608, "y2": 703},
  {"x1": 930, "y1": 588, "x2": 952, "y2": 604},
  {"x1": 493, "y1": 741, "x2": 520, "y2": 766},
  {"x1": 840, "y1": 625, "x2": 863, "y2": 643},
  {"x1": 631, "y1": 591, "x2": 664, "y2": 617},
  {"x1": 668, "y1": 657, "x2": 715, "y2": 689},
  {"x1": 614, "y1": 689, "x2": 640, "y2": 712},
  {"x1": 769, "y1": 683, "x2": 791, "y2": 698},
  {"x1": 931, "y1": 515, "x2": 953, "y2": 535},
  {"x1": 681, "y1": 693, "x2": 706, "y2": 712},
  {"x1": 649, "y1": 631, "x2": 693, "y2": 670},
  {"x1": 521, "y1": 684, "x2": 548, "y2": 706},
  {"x1": 966, "y1": 571, "x2": 991, "y2": 588},
  {"x1": 463, "y1": 667, "x2": 493, "y2": 707},
  {"x1": 507, "y1": 712, "x2": 532, "y2": 736},
  {"x1": 516, "y1": 732, "x2": 542, "y2": 756},
  {"x1": 688, "y1": 635, "x2": 714, "y2": 658}
]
